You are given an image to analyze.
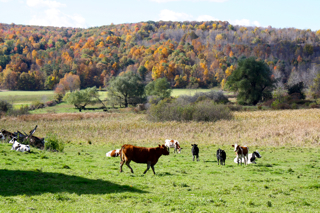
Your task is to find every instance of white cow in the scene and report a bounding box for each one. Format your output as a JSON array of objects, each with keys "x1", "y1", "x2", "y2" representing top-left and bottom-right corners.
[
  {"x1": 165, "y1": 139, "x2": 182, "y2": 153},
  {"x1": 106, "y1": 149, "x2": 120, "y2": 157},
  {"x1": 234, "y1": 151, "x2": 261, "y2": 164},
  {"x1": 10, "y1": 138, "x2": 30, "y2": 152}
]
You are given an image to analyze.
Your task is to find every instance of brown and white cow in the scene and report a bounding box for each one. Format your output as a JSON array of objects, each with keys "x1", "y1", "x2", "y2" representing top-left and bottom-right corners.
[
  {"x1": 106, "y1": 149, "x2": 120, "y2": 157},
  {"x1": 0, "y1": 129, "x2": 16, "y2": 140},
  {"x1": 120, "y1": 144, "x2": 169, "y2": 174},
  {"x1": 232, "y1": 143, "x2": 249, "y2": 165},
  {"x1": 165, "y1": 139, "x2": 182, "y2": 153}
]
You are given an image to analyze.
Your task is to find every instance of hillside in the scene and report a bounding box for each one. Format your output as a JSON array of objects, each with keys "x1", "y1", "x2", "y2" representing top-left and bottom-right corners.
[{"x1": 0, "y1": 21, "x2": 320, "y2": 91}]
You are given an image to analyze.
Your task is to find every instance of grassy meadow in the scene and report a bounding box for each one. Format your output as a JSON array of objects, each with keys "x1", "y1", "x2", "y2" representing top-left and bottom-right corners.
[
  {"x1": 1, "y1": 90, "x2": 320, "y2": 212},
  {"x1": 0, "y1": 109, "x2": 320, "y2": 212}
]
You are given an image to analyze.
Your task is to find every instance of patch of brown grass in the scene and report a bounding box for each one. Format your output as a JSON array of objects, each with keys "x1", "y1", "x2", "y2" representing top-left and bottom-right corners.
[{"x1": 1, "y1": 109, "x2": 320, "y2": 148}]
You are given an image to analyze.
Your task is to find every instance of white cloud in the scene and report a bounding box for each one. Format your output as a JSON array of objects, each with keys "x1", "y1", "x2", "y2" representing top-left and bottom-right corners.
[
  {"x1": 26, "y1": 0, "x2": 65, "y2": 8},
  {"x1": 0, "y1": 0, "x2": 11, "y2": 2},
  {"x1": 152, "y1": 0, "x2": 228, "y2": 2},
  {"x1": 29, "y1": 8, "x2": 87, "y2": 28},
  {"x1": 159, "y1": 9, "x2": 193, "y2": 21},
  {"x1": 26, "y1": 0, "x2": 87, "y2": 28},
  {"x1": 230, "y1": 19, "x2": 261, "y2": 27}
]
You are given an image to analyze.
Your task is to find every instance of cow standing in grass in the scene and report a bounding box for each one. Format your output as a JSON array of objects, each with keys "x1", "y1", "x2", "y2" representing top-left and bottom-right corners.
[
  {"x1": 191, "y1": 144, "x2": 199, "y2": 161},
  {"x1": 120, "y1": 144, "x2": 169, "y2": 174},
  {"x1": 234, "y1": 151, "x2": 261, "y2": 164},
  {"x1": 232, "y1": 143, "x2": 249, "y2": 165},
  {"x1": 217, "y1": 148, "x2": 226, "y2": 165},
  {"x1": 165, "y1": 139, "x2": 182, "y2": 153}
]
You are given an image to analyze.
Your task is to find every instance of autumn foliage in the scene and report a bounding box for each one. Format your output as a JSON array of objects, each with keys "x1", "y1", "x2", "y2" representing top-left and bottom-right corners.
[{"x1": 0, "y1": 21, "x2": 319, "y2": 91}]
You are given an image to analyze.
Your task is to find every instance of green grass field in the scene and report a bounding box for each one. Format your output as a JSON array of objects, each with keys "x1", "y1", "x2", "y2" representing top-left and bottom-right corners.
[
  {"x1": 0, "y1": 142, "x2": 319, "y2": 212},
  {"x1": 1, "y1": 91, "x2": 320, "y2": 212}
]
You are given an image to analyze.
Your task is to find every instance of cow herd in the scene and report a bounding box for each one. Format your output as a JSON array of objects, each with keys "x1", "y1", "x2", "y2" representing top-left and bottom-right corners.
[{"x1": 106, "y1": 139, "x2": 262, "y2": 174}]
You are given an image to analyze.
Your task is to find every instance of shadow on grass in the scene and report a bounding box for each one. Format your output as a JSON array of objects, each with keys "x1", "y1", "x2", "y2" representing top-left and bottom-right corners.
[{"x1": 0, "y1": 169, "x2": 147, "y2": 196}]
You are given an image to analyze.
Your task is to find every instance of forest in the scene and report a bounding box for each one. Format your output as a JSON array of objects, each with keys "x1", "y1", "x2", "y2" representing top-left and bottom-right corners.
[{"x1": 0, "y1": 20, "x2": 320, "y2": 91}]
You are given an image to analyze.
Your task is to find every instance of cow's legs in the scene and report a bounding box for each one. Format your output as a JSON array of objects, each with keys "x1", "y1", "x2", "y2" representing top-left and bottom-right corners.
[
  {"x1": 193, "y1": 155, "x2": 195, "y2": 161},
  {"x1": 217, "y1": 158, "x2": 220, "y2": 165},
  {"x1": 125, "y1": 160, "x2": 134, "y2": 173},
  {"x1": 120, "y1": 160, "x2": 124, "y2": 172},
  {"x1": 144, "y1": 161, "x2": 151, "y2": 174},
  {"x1": 197, "y1": 155, "x2": 199, "y2": 161},
  {"x1": 151, "y1": 165, "x2": 156, "y2": 175}
]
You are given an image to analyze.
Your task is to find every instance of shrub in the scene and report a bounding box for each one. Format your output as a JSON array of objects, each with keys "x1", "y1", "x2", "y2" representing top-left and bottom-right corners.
[
  {"x1": 6, "y1": 105, "x2": 29, "y2": 116},
  {"x1": 309, "y1": 103, "x2": 318, "y2": 108},
  {"x1": 29, "y1": 101, "x2": 45, "y2": 110},
  {"x1": 0, "y1": 100, "x2": 12, "y2": 113},
  {"x1": 45, "y1": 100, "x2": 57, "y2": 107},
  {"x1": 287, "y1": 82, "x2": 305, "y2": 99},
  {"x1": 291, "y1": 103, "x2": 298, "y2": 109},
  {"x1": 193, "y1": 100, "x2": 233, "y2": 122},
  {"x1": 271, "y1": 100, "x2": 291, "y2": 110},
  {"x1": 147, "y1": 99, "x2": 232, "y2": 122},
  {"x1": 54, "y1": 93, "x2": 64, "y2": 103},
  {"x1": 227, "y1": 103, "x2": 243, "y2": 111},
  {"x1": 177, "y1": 90, "x2": 229, "y2": 104},
  {"x1": 44, "y1": 133, "x2": 64, "y2": 152}
]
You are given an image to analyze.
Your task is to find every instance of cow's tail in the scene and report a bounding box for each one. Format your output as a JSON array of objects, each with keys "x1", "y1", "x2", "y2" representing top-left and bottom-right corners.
[{"x1": 119, "y1": 145, "x2": 127, "y2": 162}]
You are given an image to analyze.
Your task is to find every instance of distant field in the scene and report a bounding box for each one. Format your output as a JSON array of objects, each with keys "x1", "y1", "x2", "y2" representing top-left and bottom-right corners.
[{"x1": 0, "y1": 89, "x2": 225, "y2": 109}]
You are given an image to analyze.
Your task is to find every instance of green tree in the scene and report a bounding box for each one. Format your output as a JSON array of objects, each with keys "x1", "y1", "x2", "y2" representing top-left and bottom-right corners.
[
  {"x1": 145, "y1": 77, "x2": 172, "y2": 99},
  {"x1": 138, "y1": 65, "x2": 147, "y2": 80},
  {"x1": 63, "y1": 87, "x2": 99, "y2": 112},
  {"x1": 107, "y1": 72, "x2": 145, "y2": 108},
  {"x1": 226, "y1": 57, "x2": 274, "y2": 105},
  {"x1": 310, "y1": 74, "x2": 320, "y2": 98}
]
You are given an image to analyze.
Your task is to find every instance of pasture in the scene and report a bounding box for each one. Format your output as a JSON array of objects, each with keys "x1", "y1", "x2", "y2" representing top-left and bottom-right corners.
[{"x1": 1, "y1": 109, "x2": 320, "y2": 212}]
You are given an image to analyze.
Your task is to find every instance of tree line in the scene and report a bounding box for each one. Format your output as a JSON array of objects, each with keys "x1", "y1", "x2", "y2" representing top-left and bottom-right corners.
[{"x1": 0, "y1": 21, "x2": 320, "y2": 92}]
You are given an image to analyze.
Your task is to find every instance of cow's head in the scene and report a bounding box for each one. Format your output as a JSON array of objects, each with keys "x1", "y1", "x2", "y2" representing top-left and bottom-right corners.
[
  {"x1": 253, "y1": 151, "x2": 261, "y2": 158},
  {"x1": 9, "y1": 137, "x2": 17, "y2": 144},
  {"x1": 159, "y1": 144, "x2": 169, "y2": 155},
  {"x1": 232, "y1": 143, "x2": 239, "y2": 152},
  {"x1": 175, "y1": 141, "x2": 182, "y2": 153},
  {"x1": 0, "y1": 133, "x2": 4, "y2": 140}
]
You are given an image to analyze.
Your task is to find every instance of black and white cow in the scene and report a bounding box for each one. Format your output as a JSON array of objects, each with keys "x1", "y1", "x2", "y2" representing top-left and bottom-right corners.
[
  {"x1": 234, "y1": 151, "x2": 261, "y2": 164},
  {"x1": 10, "y1": 138, "x2": 30, "y2": 152},
  {"x1": 216, "y1": 148, "x2": 226, "y2": 165},
  {"x1": 191, "y1": 144, "x2": 199, "y2": 161}
]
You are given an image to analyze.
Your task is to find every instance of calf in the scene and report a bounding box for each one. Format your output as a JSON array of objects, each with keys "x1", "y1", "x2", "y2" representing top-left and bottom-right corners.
[
  {"x1": 120, "y1": 144, "x2": 169, "y2": 174},
  {"x1": 165, "y1": 139, "x2": 182, "y2": 153},
  {"x1": 232, "y1": 143, "x2": 249, "y2": 165},
  {"x1": 106, "y1": 149, "x2": 120, "y2": 157},
  {"x1": 234, "y1": 151, "x2": 261, "y2": 164},
  {"x1": 216, "y1": 148, "x2": 226, "y2": 165},
  {"x1": 10, "y1": 138, "x2": 30, "y2": 152},
  {"x1": 191, "y1": 144, "x2": 199, "y2": 161}
]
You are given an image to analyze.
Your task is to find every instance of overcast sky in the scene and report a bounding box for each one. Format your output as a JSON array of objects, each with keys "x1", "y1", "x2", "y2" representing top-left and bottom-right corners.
[{"x1": 0, "y1": 0, "x2": 319, "y2": 30}]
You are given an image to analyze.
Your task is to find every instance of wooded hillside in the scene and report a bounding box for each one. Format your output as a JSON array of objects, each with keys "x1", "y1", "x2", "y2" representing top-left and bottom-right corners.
[{"x1": 0, "y1": 21, "x2": 320, "y2": 91}]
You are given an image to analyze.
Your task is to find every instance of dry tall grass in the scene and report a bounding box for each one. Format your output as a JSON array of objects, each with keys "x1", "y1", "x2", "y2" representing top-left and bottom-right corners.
[{"x1": 1, "y1": 109, "x2": 320, "y2": 147}]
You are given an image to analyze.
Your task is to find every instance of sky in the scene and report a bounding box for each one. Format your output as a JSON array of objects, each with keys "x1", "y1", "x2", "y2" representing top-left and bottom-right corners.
[{"x1": 0, "y1": 0, "x2": 319, "y2": 31}]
